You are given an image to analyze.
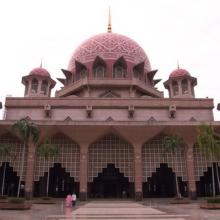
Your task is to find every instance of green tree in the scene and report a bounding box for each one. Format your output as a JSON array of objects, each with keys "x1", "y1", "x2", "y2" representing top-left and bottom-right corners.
[
  {"x1": 12, "y1": 118, "x2": 40, "y2": 197},
  {"x1": 163, "y1": 134, "x2": 185, "y2": 198},
  {"x1": 0, "y1": 143, "x2": 12, "y2": 195},
  {"x1": 197, "y1": 124, "x2": 220, "y2": 197},
  {"x1": 37, "y1": 139, "x2": 59, "y2": 196}
]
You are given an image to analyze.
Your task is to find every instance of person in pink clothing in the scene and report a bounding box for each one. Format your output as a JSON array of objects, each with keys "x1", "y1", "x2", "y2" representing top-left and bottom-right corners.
[{"x1": 65, "y1": 193, "x2": 72, "y2": 207}]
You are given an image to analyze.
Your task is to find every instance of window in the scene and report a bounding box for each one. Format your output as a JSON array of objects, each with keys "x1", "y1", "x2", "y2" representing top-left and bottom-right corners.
[
  {"x1": 133, "y1": 62, "x2": 144, "y2": 80},
  {"x1": 75, "y1": 69, "x2": 86, "y2": 81},
  {"x1": 41, "y1": 80, "x2": 48, "y2": 95},
  {"x1": 79, "y1": 69, "x2": 86, "y2": 79},
  {"x1": 93, "y1": 57, "x2": 107, "y2": 78},
  {"x1": 181, "y1": 79, "x2": 188, "y2": 94},
  {"x1": 31, "y1": 79, "x2": 38, "y2": 93},
  {"x1": 113, "y1": 65, "x2": 126, "y2": 78},
  {"x1": 113, "y1": 57, "x2": 127, "y2": 78},
  {"x1": 94, "y1": 65, "x2": 106, "y2": 78},
  {"x1": 172, "y1": 81, "x2": 179, "y2": 95},
  {"x1": 133, "y1": 70, "x2": 141, "y2": 79}
]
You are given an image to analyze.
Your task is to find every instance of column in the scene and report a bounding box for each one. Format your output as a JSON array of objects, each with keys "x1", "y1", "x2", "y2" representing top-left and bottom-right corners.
[
  {"x1": 28, "y1": 80, "x2": 32, "y2": 96},
  {"x1": 186, "y1": 142, "x2": 197, "y2": 200},
  {"x1": 187, "y1": 79, "x2": 192, "y2": 96},
  {"x1": 134, "y1": 143, "x2": 143, "y2": 201},
  {"x1": 37, "y1": 79, "x2": 42, "y2": 95},
  {"x1": 24, "y1": 143, "x2": 36, "y2": 200},
  {"x1": 79, "y1": 142, "x2": 89, "y2": 201},
  {"x1": 169, "y1": 83, "x2": 174, "y2": 98},
  {"x1": 178, "y1": 79, "x2": 182, "y2": 96}
]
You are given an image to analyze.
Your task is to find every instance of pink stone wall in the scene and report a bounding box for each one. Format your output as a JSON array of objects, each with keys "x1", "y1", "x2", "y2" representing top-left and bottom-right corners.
[{"x1": 5, "y1": 106, "x2": 213, "y2": 121}]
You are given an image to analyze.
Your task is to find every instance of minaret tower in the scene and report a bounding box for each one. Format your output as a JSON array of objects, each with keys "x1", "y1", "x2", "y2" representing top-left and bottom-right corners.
[
  {"x1": 22, "y1": 65, "x2": 56, "y2": 97},
  {"x1": 164, "y1": 67, "x2": 197, "y2": 98}
]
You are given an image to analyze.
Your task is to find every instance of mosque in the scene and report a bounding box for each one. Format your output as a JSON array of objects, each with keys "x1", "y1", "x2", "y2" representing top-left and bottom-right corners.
[{"x1": 0, "y1": 13, "x2": 220, "y2": 201}]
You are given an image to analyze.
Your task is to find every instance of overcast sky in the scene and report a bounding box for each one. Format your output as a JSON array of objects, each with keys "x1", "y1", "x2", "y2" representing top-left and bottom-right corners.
[{"x1": 0, "y1": 0, "x2": 219, "y2": 120}]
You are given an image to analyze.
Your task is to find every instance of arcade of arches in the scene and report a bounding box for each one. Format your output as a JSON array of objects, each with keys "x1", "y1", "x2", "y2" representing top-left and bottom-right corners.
[{"x1": 0, "y1": 132, "x2": 219, "y2": 200}]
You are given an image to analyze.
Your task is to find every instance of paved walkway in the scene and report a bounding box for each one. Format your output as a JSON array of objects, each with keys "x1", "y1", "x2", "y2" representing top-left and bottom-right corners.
[
  {"x1": 47, "y1": 200, "x2": 189, "y2": 220},
  {"x1": 0, "y1": 199, "x2": 220, "y2": 220}
]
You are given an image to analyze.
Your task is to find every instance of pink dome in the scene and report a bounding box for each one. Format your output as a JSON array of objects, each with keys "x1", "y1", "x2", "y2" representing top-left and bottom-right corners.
[
  {"x1": 169, "y1": 68, "x2": 190, "y2": 78},
  {"x1": 29, "y1": 67, "x2": 50, "y2": 77},
  {"x1": 68, "y1": 33, "x2": 151, "y2": 71}
]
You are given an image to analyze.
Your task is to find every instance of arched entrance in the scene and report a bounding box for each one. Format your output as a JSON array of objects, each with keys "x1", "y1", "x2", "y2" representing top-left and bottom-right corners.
[
  {"x1": 34, "y1": 133, "x2": 80, "y2": 197},
  {"x1": 194, "y1": 145, "x2": 220, "y2": 197},
  {"x1": 34, "y1": 163, "x2": 79, "y2": 197},
  {"x1": 88, "y1": 134, "x2": 134, "y2": 198},
  {"x1": 0, "y1": 133, "x2": 25, "y2": 197},
  {"x1": 90, "y1": 163, "x2": 130, "y2": 198},
  {"x1": 0, "y1": 162, "x2": 19, "y2": 196},
  {"x1": 142, "y1": 135, "x2": 187, "y2": 198},
  {"x1": 196, "y1": 163, "x2": 220, "y2": 196},
  {"x1": 143, "y1": 163, "x2": 177, "y2": 197}
]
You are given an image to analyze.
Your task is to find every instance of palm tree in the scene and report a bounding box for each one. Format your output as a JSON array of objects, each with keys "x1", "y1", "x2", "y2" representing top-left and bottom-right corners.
[
  {"x1": 163, "y1": 134, "x2": 185, "y2": 198},
  {"x1": 0, "y1": 143, "x2": 12, "y2": 195},
  {"x1": 37, "y1": 139, "x2": 59, "y2": 196},
  {"x1": 197, "y1": 124, "x2": 220, "y2": 197},
  {"x1": 12, "y1": 118, "x2": 40, "y2": 197}
]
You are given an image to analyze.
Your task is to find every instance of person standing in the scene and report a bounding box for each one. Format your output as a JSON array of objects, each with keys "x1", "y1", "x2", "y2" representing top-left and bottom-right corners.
[
  {"x1": 71, "y1": 193, "x2": 77, "y2": 207},
  {"x1": 65, "y1": 193, "x2": 72, "y2": 207}
]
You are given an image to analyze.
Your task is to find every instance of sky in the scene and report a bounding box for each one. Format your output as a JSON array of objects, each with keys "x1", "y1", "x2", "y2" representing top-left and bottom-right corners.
[{"x1": 0, "y1": 0, "x2": 219, "y2": 120}]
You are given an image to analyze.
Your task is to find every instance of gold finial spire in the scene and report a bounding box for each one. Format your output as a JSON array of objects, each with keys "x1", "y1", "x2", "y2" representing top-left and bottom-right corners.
[
  {"x1": 107, "y1": 7, "x2": 112, "y2": 33},
  {"x1": 40, "y1": 58, "x2": 43, "y2": 68}
]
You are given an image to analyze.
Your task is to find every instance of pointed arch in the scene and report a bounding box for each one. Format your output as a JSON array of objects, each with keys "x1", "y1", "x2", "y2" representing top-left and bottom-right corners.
[
  {"x1": 113, "y1": 56, "x2": 127, "y2": 78},
  {"x1": 34, "y1": 132, "x2": 80, "y2": 184},
  {"x1": 88, "y1": 133, "x2": 134, "y2": 184},
  {"x1": 133, "y1": 61, "x2": 144, "y2": 80},
  {"x1": 93, "y1": 56, "x2": 107, "y2": 78},
  {"x1": 142, "y1": 134, "x2": 187, "y2": 186},
  {"x1": 0, "y1": 132, "x2": 25, "y2": 184},
  {"x1": 75, "y1": 60, "x2": 87, "y2": 81}
]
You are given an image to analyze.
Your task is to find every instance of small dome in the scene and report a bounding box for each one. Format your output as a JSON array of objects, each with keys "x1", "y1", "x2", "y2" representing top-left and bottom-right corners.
[
  {"x1": 68, "y1": 32, "x2": 151, "y2": 72},
  {"x1": 29, "y1": 67, "x2": 50, "y2": 77},
  {"x1": 169, "y1": 68, "x2": 190, "y2": 78}
]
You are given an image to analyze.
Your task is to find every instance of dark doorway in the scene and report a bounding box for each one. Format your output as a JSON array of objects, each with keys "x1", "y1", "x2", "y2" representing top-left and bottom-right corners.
[
  {"x1": 143, "y1": 163, "x2": 186, "y2": 198},
  {"x1": 89, "y1": 163, "x2": 133, "y2": 198},
  {"x1": 0, "y1": 162, "x2": 19, "y2": 197},
  {"x1": 196, "y1": 163, "x2": 220, "y2": 197},
  {"x1": 34, "y1": 163, "x2": 79, "y2": 198}
]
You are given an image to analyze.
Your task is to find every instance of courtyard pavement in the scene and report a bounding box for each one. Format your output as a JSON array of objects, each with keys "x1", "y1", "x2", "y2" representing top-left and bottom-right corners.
[{"x1": 0, "y1": 199, "x2": 220, "y2": 220}]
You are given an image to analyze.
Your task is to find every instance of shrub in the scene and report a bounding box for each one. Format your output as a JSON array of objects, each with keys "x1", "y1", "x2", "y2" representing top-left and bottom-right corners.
[
  {"x1": 207, "y1": 198, "x2": 220, "y2": 204},
  {"x1": 8, "y1": 198, "x2": 25, "y2": 204}
]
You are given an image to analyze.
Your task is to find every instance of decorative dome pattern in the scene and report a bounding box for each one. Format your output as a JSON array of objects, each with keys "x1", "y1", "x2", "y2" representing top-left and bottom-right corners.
[
  {"x1": 68, "y1": 33, "x2": 151, "y2": 71},
  {"x1": 169, "y1": 68, "x2": 190, "y2": 78},
  {"x1": 29, "y1": 67, "x2": 50, "y2": 77}
]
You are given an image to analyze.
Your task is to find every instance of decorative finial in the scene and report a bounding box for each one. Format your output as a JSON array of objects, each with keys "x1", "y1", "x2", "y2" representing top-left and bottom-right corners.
[
  {"x1": 177, "y1": 60, "x2": 180, "y2": 69},
  {"x1": 107, "y1": 7, "x2": 112, "y2": 33},
  {"x1": 40, "y1": 58, "x2": 43, "y2": 68}
]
